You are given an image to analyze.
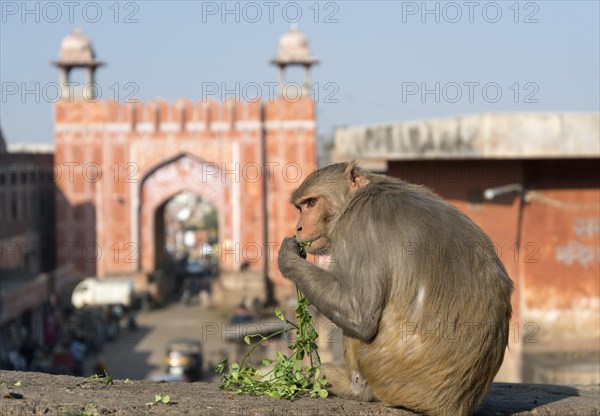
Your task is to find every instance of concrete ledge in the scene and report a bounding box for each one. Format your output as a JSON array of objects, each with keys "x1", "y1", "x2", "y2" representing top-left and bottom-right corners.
[
  {"x1": 333, "y1": 112, "x2": 600, "y2": 161},
  {"x1": 1, "y1": 370, "x2": 598, "y2": 415}
]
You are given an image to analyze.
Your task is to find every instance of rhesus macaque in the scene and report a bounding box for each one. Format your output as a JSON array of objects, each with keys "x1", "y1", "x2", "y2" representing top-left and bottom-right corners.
[{"x1": 277, "y1": 161, "x2": 513, "y2": 415}]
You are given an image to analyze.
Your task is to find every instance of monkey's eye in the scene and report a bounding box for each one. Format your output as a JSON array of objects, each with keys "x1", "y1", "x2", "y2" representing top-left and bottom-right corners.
[{"x1": 306, "y1": 197, "x2": 318, "y2": 208}]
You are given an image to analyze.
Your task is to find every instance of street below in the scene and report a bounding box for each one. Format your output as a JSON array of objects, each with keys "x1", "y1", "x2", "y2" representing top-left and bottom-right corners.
[{"x1": 83, "y1": 301, "x2": 239, "y2": 382}]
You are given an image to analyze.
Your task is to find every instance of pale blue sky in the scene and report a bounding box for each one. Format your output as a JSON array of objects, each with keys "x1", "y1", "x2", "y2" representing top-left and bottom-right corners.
[{"x1": 1, "y1": 1, "x2": 599, "y2": 144}]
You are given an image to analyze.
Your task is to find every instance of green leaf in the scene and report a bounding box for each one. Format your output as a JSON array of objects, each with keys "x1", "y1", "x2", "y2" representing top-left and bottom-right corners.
[
  {"x1": 268, "y1": 391, "x2": 281, "y2": 399},
  {"x1": 275, "y1": 307, "x2": 284, "y2": 321},
  {"x1": 215, "y1": 359, "x2": 228, "y2": 373},
  {"x1": 154, "y1": 394, "x2": 162, "y2": 403},
  {"x1": 244, "y1": 335, "x2": 251, "y2": 345},
  {"x1": 318, "y1": 389, "x2": 329, "y2": 398},
  {"x1": 162, "y1": 395, "x2": 171, "y2": 404}
]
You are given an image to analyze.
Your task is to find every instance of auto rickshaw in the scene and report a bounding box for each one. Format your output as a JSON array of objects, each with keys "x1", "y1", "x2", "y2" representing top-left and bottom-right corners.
[{"x1": 164, "y1": 338, "x2": 203, "y2": 382}]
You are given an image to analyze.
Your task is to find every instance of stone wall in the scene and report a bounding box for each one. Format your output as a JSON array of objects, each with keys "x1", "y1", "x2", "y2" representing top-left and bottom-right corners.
[
  {"x1": 0, "y1": 370, "x2": 598, "y2": 415},
  {"x1": 54, "y1": 97, "x2": 317, "y2": 289}
]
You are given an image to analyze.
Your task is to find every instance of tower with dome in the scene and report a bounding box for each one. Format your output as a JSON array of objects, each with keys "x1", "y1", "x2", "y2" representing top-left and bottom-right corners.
[
  {"x1": 271, "y1": 25, "x2": 319, "y2": 96},
  {"x1": 52, "y1": 28, "x2": 104, "y2": 100}
]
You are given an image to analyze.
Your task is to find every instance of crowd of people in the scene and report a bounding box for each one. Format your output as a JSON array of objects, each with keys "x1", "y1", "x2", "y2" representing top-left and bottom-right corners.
[{"x1": 1, "y1": 303, "x2": 137, "y2": 376}]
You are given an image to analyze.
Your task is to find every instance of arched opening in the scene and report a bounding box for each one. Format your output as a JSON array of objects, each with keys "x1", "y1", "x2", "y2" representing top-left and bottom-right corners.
[
  {"x1": 65, "y1": 67, "x2": 89, "y2": 99},
  {"x1": 138, "y1": 153, "x2": 234, "y2": 300},
  {"x1": 153, "y1": 190, "x2": 220, "y2": 298}
]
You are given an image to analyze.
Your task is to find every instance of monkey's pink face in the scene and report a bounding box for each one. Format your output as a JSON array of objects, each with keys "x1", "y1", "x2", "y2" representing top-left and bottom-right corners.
[{"x1": 293, "y1": 194, "x2": 331, "y2": 254}]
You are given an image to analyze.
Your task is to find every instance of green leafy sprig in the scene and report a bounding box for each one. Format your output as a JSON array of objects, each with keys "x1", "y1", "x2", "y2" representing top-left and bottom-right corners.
[
  {"x1": 216, "y1": 286, "x2": 328, "y2": 400},
  {"x1": 80, "y1": 370, "x2": 114, "y2": 386}
]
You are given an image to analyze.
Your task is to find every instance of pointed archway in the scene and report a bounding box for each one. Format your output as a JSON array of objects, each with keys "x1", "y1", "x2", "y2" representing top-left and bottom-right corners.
[{"x1": 138, "y1": 154, "x2": 235, "y2": 273}]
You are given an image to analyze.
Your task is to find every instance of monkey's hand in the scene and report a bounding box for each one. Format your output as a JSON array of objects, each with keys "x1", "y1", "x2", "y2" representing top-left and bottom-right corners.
[{"x1": 277, "y1": 236, "x2": 306, "y2": 279}]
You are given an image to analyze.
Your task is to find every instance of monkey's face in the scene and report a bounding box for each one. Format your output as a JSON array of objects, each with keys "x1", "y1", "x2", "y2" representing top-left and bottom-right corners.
[{"x1": 293, "y1": 193, "x2": 332, "y2": 255}]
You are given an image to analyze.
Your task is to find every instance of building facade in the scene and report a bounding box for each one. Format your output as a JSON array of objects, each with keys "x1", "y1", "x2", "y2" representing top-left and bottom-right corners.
[{"x1": 0, "y1": 137, "x2": 57, "y2": 364}]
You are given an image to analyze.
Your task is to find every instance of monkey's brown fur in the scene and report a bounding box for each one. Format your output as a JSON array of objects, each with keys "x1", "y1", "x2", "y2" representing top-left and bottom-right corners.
[{"x1": 278, "y1": 161, "x2": 513, "y2": 416}]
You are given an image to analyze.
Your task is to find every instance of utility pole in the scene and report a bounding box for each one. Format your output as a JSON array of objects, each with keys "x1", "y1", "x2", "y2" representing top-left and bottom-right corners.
[{"x1": 260, "y1": 102, "x2": 277, "y2": 307}]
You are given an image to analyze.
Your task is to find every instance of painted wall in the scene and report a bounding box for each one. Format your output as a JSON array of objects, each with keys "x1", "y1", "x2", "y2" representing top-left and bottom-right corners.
[{"x1": 388, "y1": 159, "x2": 600, "y2": 382}]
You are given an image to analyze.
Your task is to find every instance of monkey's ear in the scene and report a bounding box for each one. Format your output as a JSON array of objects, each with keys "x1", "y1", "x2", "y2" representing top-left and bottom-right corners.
[{"x1": 345, "y1": 160, "x2": 370, "y2": 190}]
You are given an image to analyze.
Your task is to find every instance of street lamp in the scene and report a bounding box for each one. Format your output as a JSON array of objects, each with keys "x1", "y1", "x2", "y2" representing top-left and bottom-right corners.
[{"x1": 483, "y1": 183, "x2": 523, "y2": 200}]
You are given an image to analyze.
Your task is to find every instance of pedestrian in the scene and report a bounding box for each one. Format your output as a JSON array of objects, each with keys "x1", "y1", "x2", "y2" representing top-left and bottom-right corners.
[
  {"x1": 70, "y1": 336, "x2": 86, "y2": 376},
  {"x1": 7, "y1": 347, "x2": 26, "y2": 371},
  {"x1": 93, "y1": 357, "x2": 108, "y2": 376}
]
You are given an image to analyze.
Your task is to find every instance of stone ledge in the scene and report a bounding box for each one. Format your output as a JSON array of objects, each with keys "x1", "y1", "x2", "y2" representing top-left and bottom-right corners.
[
  {"x1": 333, "y1": 112, "x2": 600, "y2": 161},
  {"x1": 0, "y1": 370, "x2": 598, "y2": 415}
]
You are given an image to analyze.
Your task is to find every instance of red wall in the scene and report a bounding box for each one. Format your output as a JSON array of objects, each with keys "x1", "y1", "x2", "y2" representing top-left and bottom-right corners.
[
  {"x1": 389, "y1": 159, "x2": 600, "y2": 345},
  {"x1": 54, "y1": 98, "x2": 317, "y2": 284}
]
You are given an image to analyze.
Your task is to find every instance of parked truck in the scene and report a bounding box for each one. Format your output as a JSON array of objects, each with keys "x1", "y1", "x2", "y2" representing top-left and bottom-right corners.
[{"x1": 71, "y1": 278, "x2": 135, "y2": 309}]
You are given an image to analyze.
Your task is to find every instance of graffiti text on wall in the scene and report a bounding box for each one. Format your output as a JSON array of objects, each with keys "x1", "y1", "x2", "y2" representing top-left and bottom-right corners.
[{"x1": 556, "y1": 218, "x2": 600, "y2": 268}]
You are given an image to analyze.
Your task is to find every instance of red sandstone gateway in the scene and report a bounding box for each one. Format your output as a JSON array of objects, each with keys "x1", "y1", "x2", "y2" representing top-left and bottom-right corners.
[{"x1": 52, "y1": 27, "x2": 318, "y2": 296}]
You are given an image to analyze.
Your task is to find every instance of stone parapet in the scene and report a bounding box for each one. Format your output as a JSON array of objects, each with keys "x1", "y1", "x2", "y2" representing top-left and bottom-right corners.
[
  {"x1": 0, "y1": 370, "x2": 598, "y2": 415},
  {"x1": 54, "y1": 98, "x2": 315, "y2": 133},
  {"x1": 333, "y1": 112, "x2": 600, "y2": 162}
]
